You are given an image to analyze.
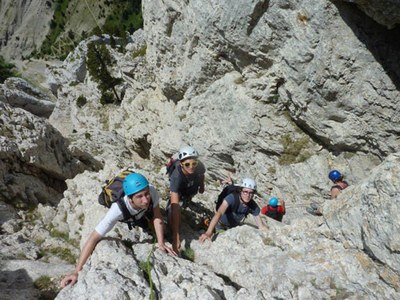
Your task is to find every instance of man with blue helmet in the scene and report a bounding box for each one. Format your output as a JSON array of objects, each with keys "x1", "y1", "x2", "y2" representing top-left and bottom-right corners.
[
  {"x1": 307, "y1": 169, "x2": 349, "y2": 216},
  {"x1": 61, "y1": 173, "x2": 177, "y2": 288},
  {"x1": 328, "y1": 170, "x2": 348, "y2": 199},
  {"x1": 261, "y1": 197, "x2": 286, "y2": 222}
]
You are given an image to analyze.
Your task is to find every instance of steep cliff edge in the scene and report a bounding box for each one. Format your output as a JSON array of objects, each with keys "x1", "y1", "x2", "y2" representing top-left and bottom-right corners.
[
  {"x1": 0, "y1": 0, "x2": 53, "y2": 60},
  {"x1": 0, "y1": 0, "x2": 141, "y2": 62},
  {"x1": 0, "y1": 0, "x2": 399, "y2": 299}
]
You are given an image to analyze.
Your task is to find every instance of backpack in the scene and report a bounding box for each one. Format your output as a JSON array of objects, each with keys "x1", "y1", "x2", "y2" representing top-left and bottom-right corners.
[
  {"x1": 165, "y1": 156, "x2": 180, "y2": 177},
  {"x1": 264, "y1": 205, "x2": 284, "y2": 222},
  {"x1": 97, "y1": 169, "x2": 153, "y2": 230},
  {"x1": 215, "y1": 184, "x2": 241, "y2": 211},
  {"x1": 98, "y1": 169, "x2": 133, "y2": 208}
]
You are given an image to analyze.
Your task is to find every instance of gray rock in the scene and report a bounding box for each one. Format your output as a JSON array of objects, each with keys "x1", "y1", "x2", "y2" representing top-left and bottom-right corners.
[
  {"x1": 343, "y1": 0, "x2": 400, "y2": 29},
  {"x1": 325, "y1": 153, "x2": 400, "y2": 274},
  {"x1": 0, "y1": 201, "x2": 18, "y2": 226},
  {"x1": 55, "y1": 240, "x2": 153, "y2": 300},
  {"x1": 1, "y1": 77, "x2": 55, "y2": 118},
  {"x1": 0, "y1": 0, "x2": 53, "y2": 60},
  {"x1": 1, "y1": 0, "x2": 400, "y2": 299},
  {"x1": 0, "y1": 102, "x2": 101, "y2": 208},
  {"x1": 193, "y1": 222, "x2": 399, "y2": 299},
  {"x1": 0, "y1": 259, "x2": 73, "y2": 300}
]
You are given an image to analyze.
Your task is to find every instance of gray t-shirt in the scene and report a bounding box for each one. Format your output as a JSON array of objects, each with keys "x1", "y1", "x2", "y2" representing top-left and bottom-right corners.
[
  {"x1": 169, "y1": 161, "x2": 206, "y2": 197},
  {"x1": 219, "y1": 192, "x2": 260, "y2": 228}
]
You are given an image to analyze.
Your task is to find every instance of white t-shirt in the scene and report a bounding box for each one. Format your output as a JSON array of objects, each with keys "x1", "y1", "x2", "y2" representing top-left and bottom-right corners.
[{"x1": 95, "y1": 185, "x2": 160, "y2": 237}]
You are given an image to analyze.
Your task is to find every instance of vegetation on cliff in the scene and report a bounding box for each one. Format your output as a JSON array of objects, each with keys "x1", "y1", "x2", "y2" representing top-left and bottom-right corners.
[
  {"x1": 0, "y1": 56, "x2": 18, "y2": 83},
  {"x1": 37, "y1": 0, "x2": 143, "y2": 60}
]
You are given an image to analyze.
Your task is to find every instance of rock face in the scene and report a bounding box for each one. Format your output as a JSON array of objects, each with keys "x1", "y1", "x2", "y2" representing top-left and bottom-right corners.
[
  {"x1": 53, "y1": 154, "x2": 400, "y2": 300},
  {"x1": 0, "y1": 0, "x2": 53, "y2": 60},
  {"x1": 0, "y1": 101, "x2": 101, "y2": 211},
  {"x1": 0, "y1": 77, "x2": 55, "y2": 118},
  {"x1": 0, "y1": 0, "x2": 399, "y2": 299},
  {"x1": 343, "y1": 0, "x2": 400, "y2": 29},
  {"x1": 144, "y1": 0, "x2": 400, "y2": 158},
  {"x1": 325, "y1": 153, "x2": 400, "y2": 274},
  {"x1": 0, "y1": 0, "x2": 124, "y2": 61}
]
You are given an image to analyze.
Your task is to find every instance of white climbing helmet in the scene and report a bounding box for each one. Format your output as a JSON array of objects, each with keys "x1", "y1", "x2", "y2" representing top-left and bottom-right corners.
[
  {"x1": 240, "y1": 178, "x2": 257, "y2": 191},
  {"x1": 178, "y1": 146, "x2": 199, "y2": 161}
]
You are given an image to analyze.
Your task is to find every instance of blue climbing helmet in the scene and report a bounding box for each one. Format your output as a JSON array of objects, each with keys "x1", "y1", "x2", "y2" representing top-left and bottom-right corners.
[
  {"x1": 269, "y1": 197, "x2": 279, "y2": 207},
  {"x1": 328, "y1": 170, "x2": 343, "y2": 182},
  {"x1": 123, "y1": 173, "x2": 149, "y2": 196}
]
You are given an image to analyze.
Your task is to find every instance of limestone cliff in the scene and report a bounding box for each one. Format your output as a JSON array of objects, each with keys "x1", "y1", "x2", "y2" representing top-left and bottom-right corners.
[
  {"x1": 0, "y1": 0, "x2": 139, "y2": 61},
  {"x1": 0, "y1": 0, "x2": 399, "y2": 299}
]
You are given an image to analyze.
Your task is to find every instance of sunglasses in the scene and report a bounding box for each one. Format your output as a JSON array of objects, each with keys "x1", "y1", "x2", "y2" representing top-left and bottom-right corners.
[
  {"x1": 241, "y1": 190, "x2": 255, "y2": 196},
  {"x1": 182, "y1": 161, "x2": 198, "y2": 168}
]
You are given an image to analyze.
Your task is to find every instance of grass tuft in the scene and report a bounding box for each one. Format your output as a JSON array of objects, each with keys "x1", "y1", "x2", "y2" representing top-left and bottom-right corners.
[
  {"x1": 181, "y1": 247, "x2": 195, "y2": 262},
  {"x1": 278, "y1": 134, "x2": 312, "y2": 165}
]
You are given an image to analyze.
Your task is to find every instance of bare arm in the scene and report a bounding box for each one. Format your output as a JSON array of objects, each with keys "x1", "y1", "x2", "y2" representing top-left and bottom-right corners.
[
  {"x1": 220, "y1": 175, "x2": 233, "y2": 186},
  {"x1": 330, "y1": 187, "x2": 341, "y2": 199},
  {"x1": 170, "y1": 191, "x2": 181, "y2": 253},
  {"x1": 60, "y1": 230, "x2": 102, "y2": 288},
  {"x1": 199, "y1": 200, "x2": 229, "y2": 243},
  {"x1": 254, "y1": 214, "x2": 268, "y2": 231},
  {"x1": 280, "y1": 199, "x2": 286, "y2": 213},
  {"x1": 152, "y1": 205, "x2": 177, "y2": 256}
]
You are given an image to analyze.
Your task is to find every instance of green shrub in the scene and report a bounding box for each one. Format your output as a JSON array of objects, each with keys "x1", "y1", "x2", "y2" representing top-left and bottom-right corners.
[
  {"x1": 102, "y1": 0, "x2": 143, "y2": 37},
  {"x1": 139, "y1": 260, "x2": 153, "y2": 276},
  {"x1": 47, "y1": 247, "x2": 77, "y2": 264},
  {"x1": 78, "y1": 213, "x2": 85, "y2": 225},
  {"x1": 0, "y1": 56, "x2": 17, "y2": 83},
  {"x1": 34, "y1": 276, "x2": 52, "y2": 290},
  {"x1": 34, "y1": 238, "x2": 45, "y2": 246},
  {"x1": 262, "y1": 237, "x2": 276, "y2": 246},
  {"x1": 278, "y1": 134, "x2": 312, "y2": 165},
  {"x1": 181, "y1": 247, "x2": 195, "y2": 262},
  {"x1": 100, "y1": 91, "x2": 116, "y2": 105},
  {"x1": 76, "y1": 95, "x2": 87, "y2": 108},
  {"x1": 139, "y1": 243, "x2": 156, "y2": 300},
  {"x1": 132, "y1": 46, "x2": 147, "y2": 59},
  {"x1": 38, "y1": 0, "x2": 143, "y2": 59},
  {"x1": 49, "y1": 227, "x2": 70, "y2": 241},
  {"x1": 268, "y1": 166, "x2": 276, "y2": 175},
  {"x1": 343, "y1": 152, "x2": 355, "y2": 159},
  {"x1": 34, "y1": 275, "x2": 59, "y2": 300},
  {"x1": 38, "y1": 0, "x2": 70, "y2": 58},
  {"x1": 26, "y1": 207, "x2": 39, "y2": 222},
  {"x1": 87, "y1": 43, "x2": 122, "y2": 104}
]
